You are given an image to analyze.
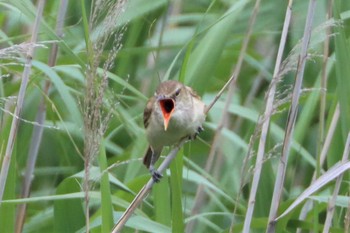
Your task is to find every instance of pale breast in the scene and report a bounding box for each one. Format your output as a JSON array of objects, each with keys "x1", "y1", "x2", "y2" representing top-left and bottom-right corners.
[
  {"x1": 146, "y1": 118, "x2": 187, "y2": 149},
  {"x1": 146, "y1": 96, "x2": 206, "y2": 149}
]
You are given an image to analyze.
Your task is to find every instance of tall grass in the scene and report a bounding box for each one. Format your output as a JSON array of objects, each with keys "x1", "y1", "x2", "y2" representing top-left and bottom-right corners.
[{"x1": 0, "y1": 0, "x2": 349, "y2": 232}]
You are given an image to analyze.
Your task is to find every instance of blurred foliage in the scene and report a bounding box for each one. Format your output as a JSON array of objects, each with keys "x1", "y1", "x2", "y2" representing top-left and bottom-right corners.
[{"x1": 0, "y1": 0, "x2": 349, "y2": 232}]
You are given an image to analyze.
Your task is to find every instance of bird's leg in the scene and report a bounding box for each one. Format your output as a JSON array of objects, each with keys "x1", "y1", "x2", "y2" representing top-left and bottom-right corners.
[{"x1": 149, "y1": 152, "x2": 162, "y2": 182}]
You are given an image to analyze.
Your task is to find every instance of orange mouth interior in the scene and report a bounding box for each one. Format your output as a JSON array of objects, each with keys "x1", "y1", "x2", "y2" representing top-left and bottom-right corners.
[{"x1": 159, "y1": 99, "x2": 175, "y2": 131}]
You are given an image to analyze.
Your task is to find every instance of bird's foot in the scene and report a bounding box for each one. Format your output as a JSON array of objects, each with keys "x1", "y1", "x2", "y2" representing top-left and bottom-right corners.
[
  {"x1": 197, "y1": 126, "x2": 204, "y2": 134},
  {"x1": 188, "y1": 126, "x2": 204, "y2": 140},
  {"x1": 150, "y1": 168, "x2": 163, "y2": 183}
]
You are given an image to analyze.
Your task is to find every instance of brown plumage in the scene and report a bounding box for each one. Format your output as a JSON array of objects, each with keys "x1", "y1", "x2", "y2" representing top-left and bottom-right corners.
[{"x1": 142, "y1": 80, "x2": 206, "y2": 181}]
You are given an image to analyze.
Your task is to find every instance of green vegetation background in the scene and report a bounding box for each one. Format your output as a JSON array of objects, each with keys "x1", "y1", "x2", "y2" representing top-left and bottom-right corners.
[{"x1": 0, "y1": 0, "x2": 349, "y2": 232}]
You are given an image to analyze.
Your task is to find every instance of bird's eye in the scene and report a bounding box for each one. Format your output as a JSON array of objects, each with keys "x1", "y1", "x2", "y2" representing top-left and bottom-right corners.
[{"x1": 175, "y1": 89, "x2": 181, "y2": 96}]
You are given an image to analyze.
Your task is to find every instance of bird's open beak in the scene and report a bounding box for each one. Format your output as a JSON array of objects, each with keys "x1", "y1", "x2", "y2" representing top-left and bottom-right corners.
[{"x1": 159, "y1": 98, "x2": 175, "y2": 131}]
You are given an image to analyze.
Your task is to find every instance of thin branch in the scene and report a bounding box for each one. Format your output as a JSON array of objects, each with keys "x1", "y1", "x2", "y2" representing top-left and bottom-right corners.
[
  {"x1": 111, "y1": 139, "x2": 186, "y2": 233},
  {"x1": 0, "y1": 0, "x2": 45, "y2": 203},
  {"x1": 15, "y1": 1, "x2": 68, "y2": 232},
  {"x1": 266, "y1": 0, "x2": 316, "y2": 232},
  {"x1": 241, "y1": 0, "x2": 293, "y2": 231}
]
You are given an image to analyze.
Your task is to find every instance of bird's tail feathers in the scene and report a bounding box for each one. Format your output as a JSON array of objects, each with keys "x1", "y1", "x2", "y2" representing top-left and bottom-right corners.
[
  {"x1": 143, "y1": 147, "x2": 153, "y2": 169},
  {"x1": 143, "y1": 147, "x2": 162, "y2": 169}
]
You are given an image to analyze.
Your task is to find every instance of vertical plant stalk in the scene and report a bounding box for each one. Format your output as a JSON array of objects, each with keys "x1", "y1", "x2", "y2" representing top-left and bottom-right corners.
[
  {"x1": 242, "y1": 1, "x2": 293, "y2": 232},
  {"x1": 296, "y1": 104, "x2": 340, "y2": 232},
  {"x1": 307, "y1": 2, "x2": 333, "y2": 231},
  {"x1": 98, "y1": 142, "x2": 114, "y2": 232},
  {"x1": 81, "y1": 0, "x2": 127, "y2": 231},
  {"x1": 266, "y1": 0, "x2": 316, "y2": 232},
  {"x1": 0, "y1": 0, "x2": 45, "y2": 203},
  {"x1": 186, "y1": 1, "x2": 262, "y2": 232},
  {"x1": 318, "y1": 0, "x2": 333, "y2": 177},
  {"x1": 319, "y1": 104, "x2": 340, "y2": 165},
  {"x1": 81, "y1": 0, "x2": 92, "y2": 226},
  {"x1": 345, "y1": 196, "x2": 350, "y2": 232},
  {"x1": 296, "y1": 3, "x2": 334, "y2": 225},
  {"x1": 14, "y1": 1, "x2": 68, "y2": 232},
  {"x1": 323, "y1": 132, "x2": 350, "y2": 232}
]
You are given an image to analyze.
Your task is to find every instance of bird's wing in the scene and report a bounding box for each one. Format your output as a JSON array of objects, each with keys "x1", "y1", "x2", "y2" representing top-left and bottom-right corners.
[
  {"x1": 143, "y1": 96, "x2": 155, "y2": 128},
  {"x1": 185, "y1": 86, "x2": 201, "y2": 99}
]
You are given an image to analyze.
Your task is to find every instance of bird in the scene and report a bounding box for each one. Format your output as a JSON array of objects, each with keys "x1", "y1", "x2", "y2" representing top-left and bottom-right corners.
[{"x1": 143, "y1": 80, "x2": 206, "y2": 182}]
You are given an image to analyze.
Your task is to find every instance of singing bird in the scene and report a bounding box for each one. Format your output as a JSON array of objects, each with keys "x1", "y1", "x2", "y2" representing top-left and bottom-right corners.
[{"x1": 143, "y1": 80, "x2": 206, "y2": 182}]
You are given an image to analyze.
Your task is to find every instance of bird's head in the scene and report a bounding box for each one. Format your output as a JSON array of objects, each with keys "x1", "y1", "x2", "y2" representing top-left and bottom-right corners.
[{"x1": 155, "y1": 80, "x2": 185, "y2": 131}]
